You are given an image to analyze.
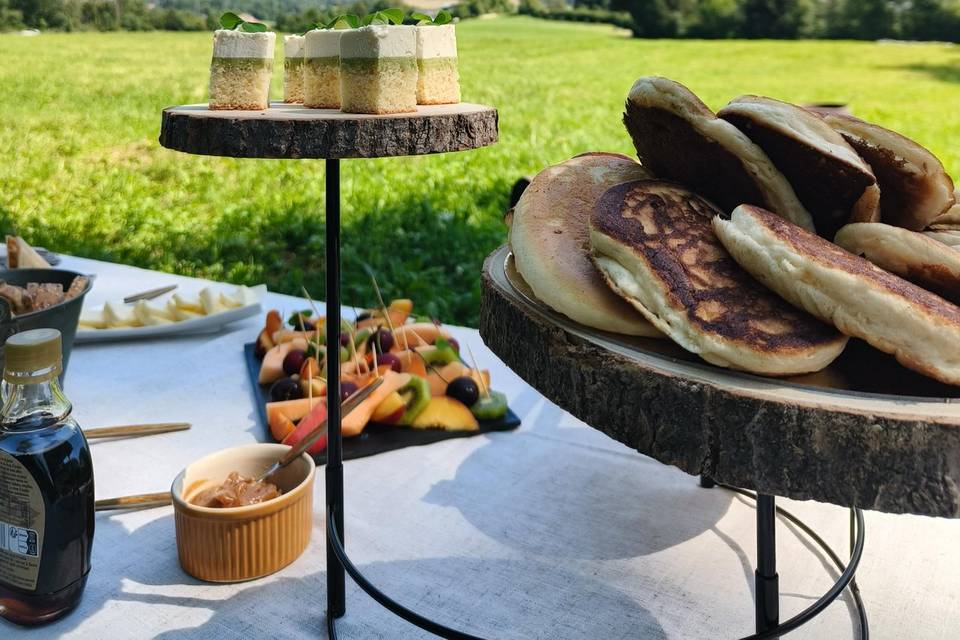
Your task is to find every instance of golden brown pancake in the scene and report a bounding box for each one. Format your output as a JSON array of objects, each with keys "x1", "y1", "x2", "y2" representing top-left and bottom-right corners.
[
  {"x1": 718, "y1": 96, "x2": 879, "y2": 238},
  {"x1": 589, "y1": 180, "x2": 847, "y2": 375},
  {"x1": 509, "y1": 153, "x2": 662, "y2": 336},
  {"x1": 835, "y1": 222, "x2": 960, "y2": 304},
  {"x1": 925, "y1": 229, "x2": 960, "y2": 248},
  {"x1": 714, "y1": 205, "x2": 960, "y2": 385},
  {"x1": 822, "y1": 113, "x2": 955, "y2": 230},
  {"x1": 929, "y1": 188, "x2": 960, "y2": 229},
  {"x1": 623, "y1": 77, "x2": 814, "y2": 231}
]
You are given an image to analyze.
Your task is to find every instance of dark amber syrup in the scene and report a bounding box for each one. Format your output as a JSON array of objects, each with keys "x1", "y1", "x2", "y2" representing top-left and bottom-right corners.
[{"x1": 0, "y1": 412, "x2": 94, "y2": 625}]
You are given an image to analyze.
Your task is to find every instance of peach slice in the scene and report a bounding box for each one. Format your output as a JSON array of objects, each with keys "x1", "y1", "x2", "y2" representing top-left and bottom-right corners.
[
  {"x1": 410, "y1": 396, "x2": 479, "y2": 431},
  {"x1": 371, "y1": 391, "x2": 406, "y2": 425},
  {"x1": 282, "y1": 399, "x2": 329, "y2": 456}
]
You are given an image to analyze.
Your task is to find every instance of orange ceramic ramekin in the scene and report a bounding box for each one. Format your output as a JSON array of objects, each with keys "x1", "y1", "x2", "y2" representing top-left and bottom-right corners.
[{"x1": 171, "y1": 443, "x2": 315, "y2": 582}]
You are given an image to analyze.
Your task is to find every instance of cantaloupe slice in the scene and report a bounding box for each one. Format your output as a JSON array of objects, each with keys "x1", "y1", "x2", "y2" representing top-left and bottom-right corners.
[
  {"x1": 267, "y1": 397, "x2": 325, "y2": 425},
  {"x1": 392, "y1": 323, "x2": 452, "y2": 348},
  {"x1": 341, "y1": 371, "x2": 410, "y2": 437},
  {"x1": 270, "y1": 412, "x2": 297, "y2": 442},
  {"x1": 272, "y1": 329, "x2": 322, "y2": 344},
  {"x1": 258, "y1": 338, "x2": 308, "y2": 384},
  {"x1": 397, "y1": 351, "x2": 428, "y2": 378}
]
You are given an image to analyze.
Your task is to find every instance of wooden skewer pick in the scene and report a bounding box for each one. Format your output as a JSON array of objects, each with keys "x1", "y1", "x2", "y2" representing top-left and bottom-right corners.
[
  {"x1": 85, "y1": 423, "x2": 191, "y2": 440},
  {"x1": 95, "y1": 492, "x2": 172, "y2": 511},
  {"x1": 465, "y1": 342, "x2": 491, "y2": 399}
]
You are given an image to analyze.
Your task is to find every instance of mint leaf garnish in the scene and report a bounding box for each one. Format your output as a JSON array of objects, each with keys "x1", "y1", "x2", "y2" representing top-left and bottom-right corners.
[
  {"x1": 219, "y1": 12, "x2": 242, "y2": 29},
  {"x1": 410, "y1": 11, "x2": 431, "y2": 24},
  {"x1": 219, "y1": 11, "x2": 267, "y2": 32},
  {"x1": 380, "y1": 8, "x2": 405, "y2": 24}
]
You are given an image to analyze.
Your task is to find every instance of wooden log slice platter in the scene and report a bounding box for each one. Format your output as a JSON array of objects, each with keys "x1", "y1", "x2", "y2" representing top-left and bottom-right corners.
[
  {"x1": 480, "y1": 245, "x2": 960, "y2": 518},
  {"x1": 159, "y1": 102, "x2": 498, "y2": 159}
]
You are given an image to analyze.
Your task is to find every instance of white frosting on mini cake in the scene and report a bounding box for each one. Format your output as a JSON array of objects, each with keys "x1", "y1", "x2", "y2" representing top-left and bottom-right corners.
[
  {"x1": 284, "y1": 34, "x2": 305, "y2": 57},
  {"x1": 416, "y1": 24, "x2": 457, "y2": 59},
  {"x1": 305, "y1": 29, "x2": 342, "y2": 58},
  {"x1": 212, "y1": 29, "x2": 275, "y2": 59},
  {"x1": 339, "y1": 25, "x2": 415, "y2": 59}
]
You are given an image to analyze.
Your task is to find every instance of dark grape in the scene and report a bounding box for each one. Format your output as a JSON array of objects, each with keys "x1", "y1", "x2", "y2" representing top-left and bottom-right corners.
[
  {"x1": 282, "y1": 349, "x2": 308, "y2": 376},
  {"x1": 368, "y1": 328, "x2": 394, "y2": 353},
  {"x1": 374, "y1": 352, "x2": 402, "y2": 373},
  {"x1": 269, "y1": 377, "x2": 303, "y2": 402},
  {"x1": 339, "y1": 381, "x2": 359, "y2": 402},
  {"x1": 446, "y1": 376, "x2": 479, "y2": 407},
  {"x1": 447, "y1": 337, "x2": 460, "y2": 353},
  {"x1": 340, "y1": 332, "x2": 350, "y2": 347}
]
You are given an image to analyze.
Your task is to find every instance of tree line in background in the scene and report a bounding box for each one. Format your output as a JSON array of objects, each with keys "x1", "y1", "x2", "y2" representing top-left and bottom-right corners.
[
  {"x1": 520, "y1": 0, "x2": 960, "y2": 42},
  {"x1": 2, "y1": 0, "x2": 960, "y2": 43}
]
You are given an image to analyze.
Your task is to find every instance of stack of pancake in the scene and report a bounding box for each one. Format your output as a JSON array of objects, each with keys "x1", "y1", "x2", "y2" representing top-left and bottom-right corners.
[{"x1": 510, "y1": 76, "x2": 960, "y2": 385}]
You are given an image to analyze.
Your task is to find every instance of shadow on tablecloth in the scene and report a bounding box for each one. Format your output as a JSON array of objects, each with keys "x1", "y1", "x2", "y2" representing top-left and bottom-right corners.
[
  {"x1": 132, "y1": 557, "x2": 667, "y2": 639},
  {"x1": 422, "y1": 390, "x2": 734, "y2": 560}
]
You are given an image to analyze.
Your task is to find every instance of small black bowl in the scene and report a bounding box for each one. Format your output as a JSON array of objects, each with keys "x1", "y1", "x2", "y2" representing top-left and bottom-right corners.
[{"x1": 0, "y1": 269, "x2": 93, "y2": 382}]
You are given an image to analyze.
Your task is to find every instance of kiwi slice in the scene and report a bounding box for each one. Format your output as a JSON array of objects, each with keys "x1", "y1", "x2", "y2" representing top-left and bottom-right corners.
[
  {"x1": 471, "y1": 390, "x2": 508, "y2": 421},
  {"x1": 398, "y1": 376, "x2": 431, "y2": 425},
  {"x1": 421, "y1": 344, "x2": 459, "y2": 366},
  {"x1": 353, "y1": 327, "x2": 372, "y2": 348}
]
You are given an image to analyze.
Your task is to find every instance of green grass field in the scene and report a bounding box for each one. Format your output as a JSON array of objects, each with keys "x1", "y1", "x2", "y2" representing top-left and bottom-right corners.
[{"x1": 3, "y1": 17, "x2": 960, "y2": 325}]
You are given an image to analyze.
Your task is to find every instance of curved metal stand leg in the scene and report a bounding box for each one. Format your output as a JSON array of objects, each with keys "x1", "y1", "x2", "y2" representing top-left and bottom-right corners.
[
  {"x1": 327, "y1": 511, "x2": 485, "y2": 640},
  {"x1": 720, "y1": 485, "x2": 869, "y2": 640}
]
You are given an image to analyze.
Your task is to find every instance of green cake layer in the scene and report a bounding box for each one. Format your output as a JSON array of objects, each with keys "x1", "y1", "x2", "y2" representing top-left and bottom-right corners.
[
  {"x1": 417, "y1": 57, "x2": 458, "y2": 74},
  {"x1": 340, "y1": 57, "x2": 417, "y2": 75},
  {"x1": 210, "y1": 57, "x2": 273, "y2": 71}
]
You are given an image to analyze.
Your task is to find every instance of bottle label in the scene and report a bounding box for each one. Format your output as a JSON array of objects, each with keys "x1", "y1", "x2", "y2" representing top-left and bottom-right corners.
[{"x1": 0, "y1": 451, "x2": 44, "y2": 591}]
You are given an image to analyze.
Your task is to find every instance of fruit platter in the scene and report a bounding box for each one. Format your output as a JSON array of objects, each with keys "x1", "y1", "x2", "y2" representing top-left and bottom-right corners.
[{"x1": 245, "y1": 296, "x2": 520, "y2": 463}]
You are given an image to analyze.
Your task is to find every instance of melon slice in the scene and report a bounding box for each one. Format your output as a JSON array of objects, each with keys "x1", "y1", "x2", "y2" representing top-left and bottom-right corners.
[
  {"x1": 258, "y1": 338, "x2": 308, "y2": 384},
  {"x1": 397, "y1": 350, "x2": 428, "y2": 378},
  {"x1": 282, "y1": 399, "x2": 329, "y2": 455},
  {"x1": 267, "y1": 397, "x2": 325, "y2": 425},
  {"x1": 392, "y1": 323, "x2": 452, "y2": 348},
  {"x1": 341, "y1": 371, "x2": 410, "y2": 437}
]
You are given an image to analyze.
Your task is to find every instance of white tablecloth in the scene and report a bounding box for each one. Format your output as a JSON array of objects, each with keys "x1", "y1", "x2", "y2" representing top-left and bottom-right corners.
[{"x1": 5, "y1": 255, "x2": 959, "y2": 639}]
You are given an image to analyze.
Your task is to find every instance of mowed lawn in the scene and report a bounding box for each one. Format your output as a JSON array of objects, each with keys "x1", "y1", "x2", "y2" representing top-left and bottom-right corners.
[{"x1": 3, "y1": 17, "x2": 960, "y2": 325}]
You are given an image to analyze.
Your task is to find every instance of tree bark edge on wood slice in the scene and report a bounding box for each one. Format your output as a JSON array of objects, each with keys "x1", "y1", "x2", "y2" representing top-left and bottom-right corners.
[
  {"x1": 159, "y1": 104, "x2": 499, "y2": 159},
  {"x1": 480, "y1": 248, "x2": 960, "y2": 518}
]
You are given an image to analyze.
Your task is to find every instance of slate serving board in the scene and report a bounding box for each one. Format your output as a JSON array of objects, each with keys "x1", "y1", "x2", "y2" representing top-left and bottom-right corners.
[{"x1": 244, "y1": 343, "x2": 521, "y2": 464}]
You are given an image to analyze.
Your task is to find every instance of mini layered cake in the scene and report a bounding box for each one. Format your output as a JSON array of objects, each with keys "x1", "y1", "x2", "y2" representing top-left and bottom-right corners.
[
  {"x1": 339, "y1": 25, "x2": 417, "y2": 114},
  {"x1": 283, "y1": 34, "x2": 305, "y2": 104},
  {"x1": 416, "y1": 24, "x2": 460, "y2": 105},
  {"x1": 208, "y1": 29, "x2": 275, "y2": 110},
  {"x1": 303, "y1": 29, "x2": 342, "y2": 109}
]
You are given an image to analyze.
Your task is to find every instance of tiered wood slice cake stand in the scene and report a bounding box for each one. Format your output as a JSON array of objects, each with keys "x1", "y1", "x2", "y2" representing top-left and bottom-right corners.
[
  {"x1": 481, "y1": 245, "x2": 960, "y2": 639},
  {"x1": 161, "y1": 102, "x2": 498, "y2": 640}
]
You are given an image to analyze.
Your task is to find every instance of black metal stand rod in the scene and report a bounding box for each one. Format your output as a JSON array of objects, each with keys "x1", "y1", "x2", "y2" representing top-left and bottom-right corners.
[
  {"x1": 755, "y1": 494, "x2": 780, "y2": 638},
  {"x1": 325, "y1": 158, "x2": 346, "y2": 620}
]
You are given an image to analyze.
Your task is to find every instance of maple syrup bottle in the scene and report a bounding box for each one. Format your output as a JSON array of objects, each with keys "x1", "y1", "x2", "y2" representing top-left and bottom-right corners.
[{"x1": 0, "y1": 329, "x2": 94, "y2": 625}]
